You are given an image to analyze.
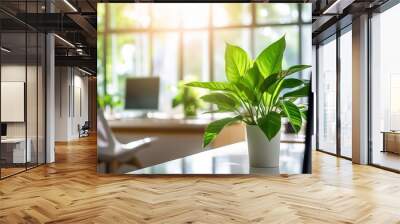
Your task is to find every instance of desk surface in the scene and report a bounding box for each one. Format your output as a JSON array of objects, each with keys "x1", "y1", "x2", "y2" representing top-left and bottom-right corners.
[
  {"x1": 130, "y1": 141, "x2": 305, "y2": 175},
  {"x1": 1, "y1": 138, "x2": 27, "y2": 143}
]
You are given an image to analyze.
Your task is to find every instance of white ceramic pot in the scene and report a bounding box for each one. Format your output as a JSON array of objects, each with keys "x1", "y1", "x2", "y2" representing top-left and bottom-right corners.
[{"x1": 245, "y1": 125, "x2": 281, "y2": 168}]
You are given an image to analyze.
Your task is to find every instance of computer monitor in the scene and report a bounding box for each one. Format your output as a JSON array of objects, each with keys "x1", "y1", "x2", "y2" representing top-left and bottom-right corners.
[
  {"x1": 125, "y1": 77, "x2": 160, "y2": 111},
  {"x1": 1, "y1": 123, "x2": 7, "y2": 137}
]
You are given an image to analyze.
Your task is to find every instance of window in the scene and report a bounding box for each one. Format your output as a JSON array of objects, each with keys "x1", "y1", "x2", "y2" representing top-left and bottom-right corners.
[
  {"x1": 339, "y1": 29, "x2": 352, "y2": 158},
  {"x1": 317, "y1": 37, "x2": 337, "y2": 155},
  {"x1": 98, "y1": 3, "x2": 311, "y2": 113},
  {"x1": 370, "y1": 4, "x2": 400, "y2": 171}
]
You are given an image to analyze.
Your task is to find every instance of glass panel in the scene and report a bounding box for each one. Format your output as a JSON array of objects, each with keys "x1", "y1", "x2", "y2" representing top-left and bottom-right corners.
[
  {"x1": 212, "y1": 3, "x2": 251, "y2": 27},
  {"x1": 256, "y1": 3, "x2": 299, "y2": 24},
  {"x1": 38, "y1": 33, "x2": 45, "y2": 165},
  {"x1": 340, "y1": 30, "x2": 352, "y2": 158},
  {"x1": 371, "y1": 4, "x2": 400, "y2": 171},
  {"x1": 1, "y1": 31, "x2": 27, "y2": 177},
  {"x1": 27, "y1": 31, "x2": 38, "y2": 168},
  {"x1": 317, "y1": 38, "x2": 337, "y2": 154},
  {"x1": 213, "y1": 29, "x2": 251, "y2": 81},
  {"x1": 109, "y1": 3, "x2": 150, "y2": 30},
  {"x1": 152, "y1": 4, "x2": 181, "y2": 29},
  {"x1": 183, "y1": 31, "x2": 209, "y2": 81},
  {"x1": 152, "y1": 32, "x2": 179, "y2": 112},
  {"x1": 255, "y1": 26, "x2": 299, "y2": 69},
  {"x1": 181, "y1": 4, "x2": 209, "y2": 29},
  {"x1": 107, "y1": 33, "x2": 150, "y2": 109},
  {"x1": 301, "y1": 3, "x2": 312, "y2": 23}
]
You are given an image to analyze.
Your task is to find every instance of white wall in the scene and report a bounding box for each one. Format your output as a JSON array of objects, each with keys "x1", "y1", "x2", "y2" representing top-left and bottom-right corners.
[{"x1": 55, "y1": 67, "x2": 89, "y2": 141}]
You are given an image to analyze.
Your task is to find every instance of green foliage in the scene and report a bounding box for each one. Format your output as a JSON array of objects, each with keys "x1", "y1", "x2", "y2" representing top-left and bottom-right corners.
[
  {"x1": 172, "y1": 80, "x2": 203, "y2": 118},
  {"x1": 186, "y1": 36, "x2": 311, "y2": 146},
  {"x1": 203, "y1": 116, "x2": 242, "y2": 147},
  {"x1": 98, "y1": 94, "x2": 122, "y2": 110}
]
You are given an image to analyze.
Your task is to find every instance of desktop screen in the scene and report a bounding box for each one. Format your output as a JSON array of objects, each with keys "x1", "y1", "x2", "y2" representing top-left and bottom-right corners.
[
  {"x1": 125, "y1": 77, "x2": 160, "y2": 110},
  {"x1": 1, "y1": 123, "x2": 7, "y2": 137}
]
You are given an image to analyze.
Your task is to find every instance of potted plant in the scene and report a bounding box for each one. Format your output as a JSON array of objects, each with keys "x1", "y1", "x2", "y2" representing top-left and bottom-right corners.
[
  {"x1": 172, "y1": 80, "x2": 203, "y2": 118},
  {"x1": 186, "y1": 36, "x2": 310, "y2": 168},
  {"x1": 98, "y1": 93, "x2": 122, "y2": 116}
]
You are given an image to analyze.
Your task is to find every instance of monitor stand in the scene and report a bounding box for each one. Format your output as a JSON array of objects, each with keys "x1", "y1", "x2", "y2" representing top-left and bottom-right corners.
[{"x1": 125, "y1": 111, "x2": 152, "y2": 119}]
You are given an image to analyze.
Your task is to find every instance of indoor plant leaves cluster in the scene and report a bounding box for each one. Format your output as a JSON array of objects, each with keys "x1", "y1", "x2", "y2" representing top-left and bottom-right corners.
[
  {"x1": 186, "y1": 36, "x2": 311, "y2": 147},
  {"x1": 172, "y1": 80, "x2": 203, "y2": 118}
]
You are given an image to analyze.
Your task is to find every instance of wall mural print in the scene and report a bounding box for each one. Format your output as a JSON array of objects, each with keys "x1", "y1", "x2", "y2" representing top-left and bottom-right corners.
[{"x1": 97, "y1": 3, "x2": 313, "y2": 175}]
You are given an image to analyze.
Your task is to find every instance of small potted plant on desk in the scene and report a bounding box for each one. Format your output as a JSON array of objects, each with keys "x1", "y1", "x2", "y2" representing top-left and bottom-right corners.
[
  {"x1": 172, "y1": 80, "x2": 203, "y2": 118},
  {"x1": 98, "y1": 93, "x2": 122, "y2": 118},
  {"x1": 186, "y1": 36, "x2": 310, "y2": 168}
]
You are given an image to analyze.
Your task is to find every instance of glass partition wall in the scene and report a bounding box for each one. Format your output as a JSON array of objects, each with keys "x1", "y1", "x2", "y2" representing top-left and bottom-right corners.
[
  {"x1": 316, "y1": 26, "x2": 352, "y2": 159},
  {"x1": 370, "y1": 3, "x2": 400, "y2": 172},
  {"x1": 0, "y1": 2, "x2": 46, "y2": 179}
]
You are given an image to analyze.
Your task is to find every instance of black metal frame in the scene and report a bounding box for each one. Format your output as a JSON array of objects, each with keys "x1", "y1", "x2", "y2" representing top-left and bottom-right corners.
[{"x1": 0, "y1": 0, "x2": 47, "y2": 180}]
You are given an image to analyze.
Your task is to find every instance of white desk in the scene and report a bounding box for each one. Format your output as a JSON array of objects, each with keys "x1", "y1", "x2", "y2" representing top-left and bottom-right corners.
[
  {"x1": 130, "y1": 141, "x2": 305, "y2": 175},
  {"x1": 1, "y1": 138, "x2": 31, "y2": 163}
]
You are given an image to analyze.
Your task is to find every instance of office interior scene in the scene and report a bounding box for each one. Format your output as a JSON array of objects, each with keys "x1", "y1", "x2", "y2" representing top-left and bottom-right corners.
[
  {"x1": 1, "y1": 1, "x2": 400, "y2": 223},
  {"x1": 314, "y1": 0, "x2": 400, "y2": 172},
  {"x1": 0, "y1": 0, "x2": 97, "y2": 180},
  {"x1": 97, "y1": 3, "x2": 313, "y2": 174}
]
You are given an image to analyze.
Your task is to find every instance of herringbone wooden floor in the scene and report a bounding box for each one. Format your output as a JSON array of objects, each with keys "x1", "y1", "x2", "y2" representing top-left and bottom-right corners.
[{"x1": 1, "y1": 135, "x2": 400, "y2": 224}]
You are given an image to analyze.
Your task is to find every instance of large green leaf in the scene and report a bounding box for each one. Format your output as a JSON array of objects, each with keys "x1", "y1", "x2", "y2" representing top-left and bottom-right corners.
[
  {"x1": 275, "y1": 78, "x2": 304, "y2": 97},
  {"x1": 225, "y1": 43, "x2": 252, "y2": 82},
  {"x1": 286, "y1": 65, "x2": 311, "y2": 76},
  {"x1": 255, "y1": 36, "x2": 286, "y2": 77},
  {"x1": 201, "y1": 93, "x2": 239, "y2": 111},
  {"x1": 245, "y1": 64, "x2": 263, "y2": 89},
  {"x1": 186, "y1": 81, "x2": 232, "y2": 91},
  {"x1": 260, "y1": 73, "x2": 279, "y2": 93},
  {"x1": 282, "y1": 84, "x2": 310, "y2": 98},
  {"x1": 234, "y1": 81, "x2": 257, "y2": 105},
  {"x1": 203, "y1": 116, "x2": 242, "y2": 147},
  {"x1": 281, "y1": 100, "x2": 302, "y2": 133},
  {"x1": 258, "y1": 112, "x2": 282, "y2": 141}
]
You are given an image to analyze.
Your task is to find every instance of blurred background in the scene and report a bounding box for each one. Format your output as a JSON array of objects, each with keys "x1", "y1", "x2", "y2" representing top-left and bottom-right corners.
[{"x1": 97, "y1": 3, "x2": 311, "y2": 115}]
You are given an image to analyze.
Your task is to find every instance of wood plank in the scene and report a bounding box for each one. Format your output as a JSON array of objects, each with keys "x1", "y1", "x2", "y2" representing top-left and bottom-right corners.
[{"x1": 0, "y1": 135, "x2": 400, "y2": 223}]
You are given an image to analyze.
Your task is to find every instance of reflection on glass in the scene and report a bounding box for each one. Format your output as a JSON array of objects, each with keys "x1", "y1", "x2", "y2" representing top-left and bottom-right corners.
[
  {"x1": 214, "y1": 29, "x2": 251, "y2": 81},
  {"x1": 212, "y1": 3, "x2": 251, "y2": 27},
  {"x1": 256, "y1": 3, "x2": 299, "y2": 24},
  {"x1": 109, "y1": 4, "x2": 150, "y2": 29},
  {"x1": 340, "y1": 30, "x2": 352, "y2": 158},
  {"x1": 318, "y1": 38, "x2": 337, "y2": 154},
  {"x1": 255, "y1": 26, "x2": 299, "y2": 68},
  {"x1": 183, "y1": 31, "x2": 209, "y2": 81},
  {"x1": 371, "y1": 4, "x2": 400, "y2": 171},
  {"x1": 153, "y1": 32, "x2": 179, "y2": 112},
  {"x1": 1, "y1": 32, "x2": 27, "y2": 177}
]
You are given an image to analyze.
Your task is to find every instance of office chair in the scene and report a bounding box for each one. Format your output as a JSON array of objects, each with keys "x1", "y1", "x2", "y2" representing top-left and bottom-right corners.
[
  {"x1": 97, "y1": 108, "x2": 156, "y2": 173},
  {"x1": 78, "y1": 121, "x2": 90, "y2": 138}
]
